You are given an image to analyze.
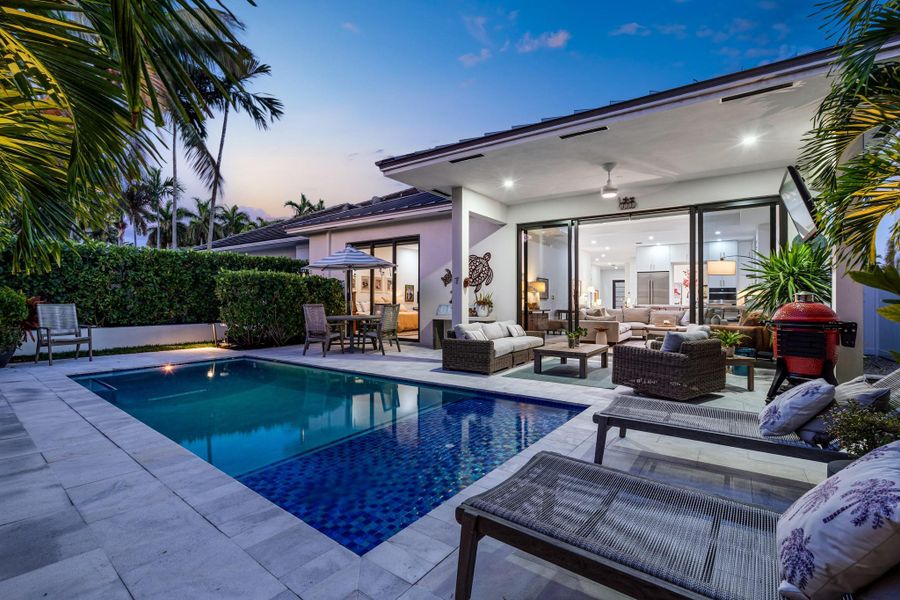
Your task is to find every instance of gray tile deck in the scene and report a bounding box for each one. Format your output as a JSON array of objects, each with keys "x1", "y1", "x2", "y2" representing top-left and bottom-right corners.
[{"x1": 0, "y1": 343, "x2": 820, "y2": 599}]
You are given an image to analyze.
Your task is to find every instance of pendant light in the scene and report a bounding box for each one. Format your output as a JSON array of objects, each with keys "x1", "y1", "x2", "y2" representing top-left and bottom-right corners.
[{"x1": 601, "y1": 162, "x2": 618, "y2": 199}]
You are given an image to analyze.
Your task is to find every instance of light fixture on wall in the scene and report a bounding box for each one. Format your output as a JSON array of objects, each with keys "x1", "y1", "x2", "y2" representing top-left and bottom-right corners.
[{"x1": 601, "y1": 162, "x2": 618, "y2": 199}]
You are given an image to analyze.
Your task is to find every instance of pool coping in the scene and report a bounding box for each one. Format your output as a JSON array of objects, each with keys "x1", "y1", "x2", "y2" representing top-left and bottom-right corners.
[{"x1": 1, "y1": 345, "x2": 614, "y2": 598}]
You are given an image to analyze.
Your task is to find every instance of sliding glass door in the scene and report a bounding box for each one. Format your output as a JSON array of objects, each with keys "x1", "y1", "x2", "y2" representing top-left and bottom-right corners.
[
  {"x1": 351, "y1": 237, "x2": 420, "y2": 341},
  {"x1": 518, "y1": 222, "x2": 574, "y2": 331}
]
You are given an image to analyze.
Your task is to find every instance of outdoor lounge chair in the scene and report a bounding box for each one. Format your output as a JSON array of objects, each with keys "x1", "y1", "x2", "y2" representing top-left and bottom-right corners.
[
  {"x1": 612, "y1": 338, "x2": 726, "y2": 401},
  {"x1": 592, "y1": 395, "x2": 848, "y2": 465},
  {"x1": 34, "y1": 303, "x2": 93, "y2": 366},
  {"x1": 456, "y1": 451, "x2": 785, "y2": 600},
  {"x1": 302, "y1": 304, "x2": 345, "y2": 357},
  {"x1": 362, "y1": 303, "x2": 401, "y2": 355}
]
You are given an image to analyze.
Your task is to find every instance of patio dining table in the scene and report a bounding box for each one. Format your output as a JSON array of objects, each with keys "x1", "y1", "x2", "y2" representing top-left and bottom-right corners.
[{"x1": 327, "y1": 314, "x2": 378, "y2": 353}]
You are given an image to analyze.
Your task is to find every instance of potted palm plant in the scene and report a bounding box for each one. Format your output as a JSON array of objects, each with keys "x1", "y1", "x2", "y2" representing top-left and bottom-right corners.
[
  {"x1": 474, "y1": 292, "x2": 493, "y2": 317},
  {"x1": 710, "y1": 329, "x2": 749, "y2": 357},
  {"x1": 0, "y1": 287, "x2": 26, "y2": 368},
  {"x1": 740, "y1": 241, "x2": 832, "y2": 315}
]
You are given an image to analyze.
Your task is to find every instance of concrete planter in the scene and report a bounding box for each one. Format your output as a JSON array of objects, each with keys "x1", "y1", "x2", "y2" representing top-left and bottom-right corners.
[{"x1": 15, "y1": 323, "x2": 225, "y2": 357}]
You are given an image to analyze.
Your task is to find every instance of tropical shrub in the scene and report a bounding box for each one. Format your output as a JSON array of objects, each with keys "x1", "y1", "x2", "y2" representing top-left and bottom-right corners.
[
  {"x1": 741, "y1": 241, "x2": 832, "y2": 315},
  {"x1": 215, "y1": 271, "x2": 344, "y2": 347},
  {"x1": 826, "y1": 401, "x2": 900, "y2": 458},
  {"x1": 0, "y1": 243, "x2": 307, "y2": 327},
  {"x1": 0, "y1": 287, "x2": 26, "y2": 352}
]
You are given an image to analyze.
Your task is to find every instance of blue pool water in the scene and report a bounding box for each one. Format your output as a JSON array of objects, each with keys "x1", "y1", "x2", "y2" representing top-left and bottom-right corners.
[{"x1": 73, "y1": 358, "x2": 582, "y2": 554}]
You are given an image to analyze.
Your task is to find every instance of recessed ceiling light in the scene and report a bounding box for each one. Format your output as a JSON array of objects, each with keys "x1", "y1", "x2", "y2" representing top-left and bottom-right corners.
[
  {"x1": 601, "y1": 254, "x2": 606, "y2": 258},
  {"x1": 740, "y1": 134, "x2": 759, "y2": 146},
  {"x1": 648, "y1": 236, "x2": 654, "y2": 240},
  {"x1": 717, "y1": 238, "x2": 722, "y2": 242},
  {"x1": 502, "y1": 179, "x2": 514, "y2": 189},
  {"x1": 591, "y1": 240, "x2": 596, "y2": 244},
  {"x1": 605, "y1": 246, "x2": 610, "y2": 250},
  {"x1": 608, "y1": 262, "x2": 612, "y2": 266},
  {"x1": 714, "y1": 230, "x2": 721, "y2": 235}
]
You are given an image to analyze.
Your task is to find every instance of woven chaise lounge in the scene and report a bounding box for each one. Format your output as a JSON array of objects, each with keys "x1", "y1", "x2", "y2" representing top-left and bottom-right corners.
[
  {"x1": 456, "y1": 452, "x2": 784, "y2": 600},
  {"x1": 592, "y1": 395, "x2": 848, "y2": 465}
]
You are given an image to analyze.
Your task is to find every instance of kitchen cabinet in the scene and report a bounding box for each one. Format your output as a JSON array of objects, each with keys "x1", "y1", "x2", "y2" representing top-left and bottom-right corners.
[
  {"x1": 668, "y1": 243, "x2": 689, "y2": 264},
  {"x1": 635, "y1": 245, "x2": 670, "y2": 271}
]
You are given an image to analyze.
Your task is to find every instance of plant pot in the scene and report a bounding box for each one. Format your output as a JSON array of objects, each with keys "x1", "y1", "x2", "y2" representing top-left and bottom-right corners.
[
  {"x1": 567, "y1": 338, "x2": 578, "y2": 349},
  {"x1": 0, "y1": 347, "x2": 14, "y2": 368},
  {"x1": 724, "y1": 346, "x2": 735, "y2": 358},
  {"x1": 475, "y1": 304, "x2": 491, "y2": 317}
]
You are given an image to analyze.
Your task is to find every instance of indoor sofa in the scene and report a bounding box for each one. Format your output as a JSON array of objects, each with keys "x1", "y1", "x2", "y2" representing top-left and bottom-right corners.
[
  {"x1": 580, "y1": 306, "x2": 688, "y2": 344},
  {"x1": 443, "y1": 321, "x2": 545, "y2": 375}
]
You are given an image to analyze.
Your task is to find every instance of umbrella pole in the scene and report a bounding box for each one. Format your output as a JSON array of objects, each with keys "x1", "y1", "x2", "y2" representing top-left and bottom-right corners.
[{"x1": 345, "y1": 269, "x2": 352, "y2": 315}]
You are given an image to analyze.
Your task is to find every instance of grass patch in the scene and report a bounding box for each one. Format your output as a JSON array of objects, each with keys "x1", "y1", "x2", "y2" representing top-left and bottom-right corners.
[{"x1": 12, "y1": 342, "x2": 217, "y2": 363}]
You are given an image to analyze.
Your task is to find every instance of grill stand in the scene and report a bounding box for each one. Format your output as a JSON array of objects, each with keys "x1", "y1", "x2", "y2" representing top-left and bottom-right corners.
[{"x1": 765, "y1": 357, "x2": 837, "y2": 402}]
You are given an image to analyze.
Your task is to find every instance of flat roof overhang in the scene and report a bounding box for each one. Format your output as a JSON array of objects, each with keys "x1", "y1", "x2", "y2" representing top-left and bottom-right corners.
[{"x1": 377, "y1": 43, "x2": 900, "y2": 205}]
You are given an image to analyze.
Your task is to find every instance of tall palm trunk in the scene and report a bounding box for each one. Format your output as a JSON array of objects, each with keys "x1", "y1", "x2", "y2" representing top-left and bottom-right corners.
[
  {"x1": 133, "y1": 222, "x2": 138, "y2": 247},
  {"x1": 206, "y1": 103, "x2": 229, "y2": 249},
  {"x1": 171, "y1": 123, "x2": 178, "y2": 250}
]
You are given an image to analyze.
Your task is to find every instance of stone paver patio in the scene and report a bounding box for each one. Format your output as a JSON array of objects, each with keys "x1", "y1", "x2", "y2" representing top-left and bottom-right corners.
[{"x1": 0, "y1": 343, "x2": 822, "y2": 599}]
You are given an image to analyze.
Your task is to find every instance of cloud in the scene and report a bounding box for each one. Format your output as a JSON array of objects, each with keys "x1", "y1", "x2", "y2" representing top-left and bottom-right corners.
[
  {"x1": 460, "y1": 78, "x2": 477, "y2": 89},
  {"x1": 459, "y1": 48, "x2": 491, "y2": 67},
  {"x1": 697, "y1": 18, "x2": 757, "y2": 43},
  {"x1": 463, "y1": 15, "x2": 491, "y2": 46},
  {"x1": 341, "y1": 22, "x2": 360, "y2": 34},
  {"x1": 610, "y1": 22, "x2": 650, "y2": 36},
  {"x1": 516, "y1": 29, "x2": 571, "y2": 52},
  {"x1": 772, "y1": 22, "x2": 790, "y2": 40},
  {"x1": 655, "y1": 23, "x2": 688, "y2": 38}
]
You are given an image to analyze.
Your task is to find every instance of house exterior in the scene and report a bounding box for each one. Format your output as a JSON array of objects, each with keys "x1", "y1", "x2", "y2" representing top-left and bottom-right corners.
[{"x1": 208, "y1": 43, "x2": 900, "y2": 376}]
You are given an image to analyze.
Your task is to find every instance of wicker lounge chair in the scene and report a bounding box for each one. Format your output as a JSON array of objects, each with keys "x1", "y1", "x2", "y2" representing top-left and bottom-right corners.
[
  {"x1": 612, "y1": 338, "x2": 726, "y2": 401},
  {"x1": 592, "y1": 395, "x2": 848, "y2": 465},
  {"x1": 456, "y1": 451, "x2": 784, "y2": 600},
  {"x1": 34, "y1": 303, "x2": 93, "y2": 365},
  {"x1": 362, "y1": 303, "x2": 401, "y2": 354},
  {"x1": 302, "y1": 304, "x2": 344, "y2": 357}
]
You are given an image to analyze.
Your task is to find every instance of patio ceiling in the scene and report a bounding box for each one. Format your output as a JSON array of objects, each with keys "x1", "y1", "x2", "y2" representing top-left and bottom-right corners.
[{"x1": 382, "y1": 74, "x2": 832, "y2": 205}]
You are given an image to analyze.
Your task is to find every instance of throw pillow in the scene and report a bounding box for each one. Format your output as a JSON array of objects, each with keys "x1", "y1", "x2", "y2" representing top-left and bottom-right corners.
[
  {"x1": 759, "y1": 379, "x2": 835, "y2": 437},
  {"x1": 506, "y1": 324, "x2": 526, "y2": 337},
  {"x1": 605, "y1": 308, "x2": 624, "y2": 322},
  {"x1": 836, "y1": 380, "x2": 892, "y2": 412},
  {"x1": 650, "y1": 310, "x2": 684, "y2": 327},
  {"x1": 463, "y1": 329, "x2": 488, "y2": 341},
  {"x1": 685, "y1": 324, "x2": 711, "y2": 338},
  {"x1": 777, "y1": 441, "x2": 900, "y2": 599},
  {"x1": 659, "y1": 331, "x2": 708, "y2": 353},
  {"x1": 680, "y1": 310, "x2": 690, "y2": 325},
  {"x1": 622, "y1": 307, "x2": 651, "y2": 323},
  {"x1": 481, "y1": 322, "x2": 507, "y2": 340},
  {"x1": 453, "y1": 323, "x2": 483, "y2": 339}
]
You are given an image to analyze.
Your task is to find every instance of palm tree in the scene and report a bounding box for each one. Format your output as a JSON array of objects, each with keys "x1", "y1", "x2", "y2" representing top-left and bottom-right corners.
[
  {"x1": 187, "y1": 197, "x2": 222, "y2": 246},
  {"x1": 140, "y1": 169, "x2": 179, "y2": 249},
  {"x1": 217, "y1": 205, "x2": 253, "y2": 238},
  {"x1": 147, "y1": 200, "x2": 191, "y2": 249},
  {"x1": 253, "y1": 216, "x2": 276, "y2": 228},
  {"x1": 121, "y1": 183, "x2": 153, "y2": 247},
  {"x1": 285, "y1": 194, "x2": 326, "y2": 217},
  {"x1": 799, "y1": 0, "x2": 900, "y2": 269},
  {"x1": 205, "y1": 53, "x2": 284, "y2": 249},
  {"x1": 1, "y1": 2, "x2": 252, "y2": 272}
]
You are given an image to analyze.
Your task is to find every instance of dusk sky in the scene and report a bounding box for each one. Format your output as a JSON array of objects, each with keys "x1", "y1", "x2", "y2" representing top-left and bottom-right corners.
[{"x1": 169, "y1": 1, "x2": 831, "y2": 222}]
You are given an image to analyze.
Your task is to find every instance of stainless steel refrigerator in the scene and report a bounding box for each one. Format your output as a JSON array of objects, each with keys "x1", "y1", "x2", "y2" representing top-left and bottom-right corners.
[{"x1": 637, "y1": 271, "x2": 669, "y2": 305}]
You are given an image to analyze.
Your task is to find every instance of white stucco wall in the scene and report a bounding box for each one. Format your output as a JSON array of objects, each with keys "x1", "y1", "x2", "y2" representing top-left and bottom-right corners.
[{"x1": 16, "y1": 323, "x2": 222, "y2": 357}]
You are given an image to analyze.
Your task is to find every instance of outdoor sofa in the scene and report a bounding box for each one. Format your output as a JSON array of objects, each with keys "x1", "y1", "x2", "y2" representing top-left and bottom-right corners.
[
  {"x1": 592, "y1": 395, "x2": 849, "y2": 465},
  {"x1": 442, "y1": 321, "x2": 544, "y2": 375}
]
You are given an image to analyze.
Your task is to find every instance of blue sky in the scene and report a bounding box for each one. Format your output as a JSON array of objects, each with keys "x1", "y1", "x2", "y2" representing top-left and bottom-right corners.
[{"x1": 170, "y1": 0, "x2": 830, "y2": 221}]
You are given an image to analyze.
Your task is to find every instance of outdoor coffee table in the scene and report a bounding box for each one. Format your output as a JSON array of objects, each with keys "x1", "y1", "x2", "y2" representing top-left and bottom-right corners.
[
  {"x1": 725, "y1": 355, "x2": 756, "y2": 391},
  {"x1": 533, "y1": 343, "x2": 609, "y2": 379}
]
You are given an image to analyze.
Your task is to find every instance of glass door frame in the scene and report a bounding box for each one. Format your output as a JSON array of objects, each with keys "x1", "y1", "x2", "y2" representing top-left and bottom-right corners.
[
  {"x1": 516, "y1": 220, "x2": 575, "y2": 331},
  {"x1": 350, "y1": 235, "x2": 421, "y2": 342}
]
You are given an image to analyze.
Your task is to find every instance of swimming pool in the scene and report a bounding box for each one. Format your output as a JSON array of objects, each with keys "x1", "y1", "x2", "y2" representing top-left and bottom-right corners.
[{"x1": 73, "y1": 357, "x2": 583, "y2": 554}]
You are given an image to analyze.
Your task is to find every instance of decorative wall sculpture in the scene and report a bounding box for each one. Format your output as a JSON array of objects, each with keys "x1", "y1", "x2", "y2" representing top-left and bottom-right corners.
[{"x1": 467, "y1": 252, "x2": 493, "y2": 293}]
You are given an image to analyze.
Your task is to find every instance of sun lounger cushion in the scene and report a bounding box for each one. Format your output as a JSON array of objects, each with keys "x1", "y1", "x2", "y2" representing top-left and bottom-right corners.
[
  {"x1": 776, "y1": 441, "x2": 900, "y2": 600},
  {"x1": 759, "y1": 379, "x2": 835, "y2": 436},
  {"x1": 835, "y1": 380, "x2": 891, "y2": 411}
]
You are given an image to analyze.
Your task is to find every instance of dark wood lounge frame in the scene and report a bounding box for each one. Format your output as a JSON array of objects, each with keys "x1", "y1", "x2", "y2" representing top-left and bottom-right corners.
[{"x1": 592, "y1": 395, "x2": 849, "y2": 465}]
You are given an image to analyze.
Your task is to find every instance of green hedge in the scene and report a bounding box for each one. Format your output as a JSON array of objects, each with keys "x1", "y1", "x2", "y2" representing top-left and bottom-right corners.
[
  {"x1": 0, "y1": 243, "x2": 309, "y2": 326},
  {"x1": 215, "y1": 270, "x2": 344, "y2": 347}
]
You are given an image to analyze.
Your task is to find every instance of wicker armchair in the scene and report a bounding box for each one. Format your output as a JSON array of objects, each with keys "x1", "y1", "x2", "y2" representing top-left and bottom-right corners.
[
  {"x1": 34, "y1": 303, "x2": 93, "y2": 366},
  {"x1": 302, "y1": 304, "x2": 344, "y2": 357},
  {"x1": 362, "y1": 303, "x2": 401, "y2": 355},
  {"x1": 612, "y1": 338, "x2": 726, "y2": 401}
]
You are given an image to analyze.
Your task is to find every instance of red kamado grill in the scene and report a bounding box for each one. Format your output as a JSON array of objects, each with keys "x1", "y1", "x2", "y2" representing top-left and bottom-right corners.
[{"x1": 766, "y1": 292, "x2": 857, "y2": 400}]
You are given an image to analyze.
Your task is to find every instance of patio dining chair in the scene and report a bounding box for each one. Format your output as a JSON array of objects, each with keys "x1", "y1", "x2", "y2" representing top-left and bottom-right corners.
[
  {"x1": 302, "y1": 304, "x2": 345, "y2": 357},
  {"x1": 34, "y1": 303, "x2": 93, "y2": 366},
  {"x1": 362, "y1": 303, "x2": 401, "y2": 355}
]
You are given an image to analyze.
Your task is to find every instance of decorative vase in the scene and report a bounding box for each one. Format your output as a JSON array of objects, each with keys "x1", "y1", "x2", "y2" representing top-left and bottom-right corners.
[
  {"x1": 725, "y1": 346, "x2": 735, "y2": 358},
  {"x1": 475, "y1": 304, "x2": 490, "y2": 318},
  {"x1": 568, "y1": 338, "x2": 578, "y2": 349}
]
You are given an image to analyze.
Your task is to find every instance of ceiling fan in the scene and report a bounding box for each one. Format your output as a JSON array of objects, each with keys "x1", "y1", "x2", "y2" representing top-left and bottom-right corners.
[{"x1": 601, "y1": 162, "x2": 618, "y2": 199}]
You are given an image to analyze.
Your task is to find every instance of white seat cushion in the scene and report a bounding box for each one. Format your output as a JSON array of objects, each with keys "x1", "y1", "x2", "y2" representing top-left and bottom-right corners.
[
  {"x1": 492, "y1": 338, "x2": 517, "y2": 357},
  {"x1": 511, "y1": 336, "x2": 543, "y2": 352},
  {"x1": 481, "y1": 322, "x2": 508, "y2": 340}
]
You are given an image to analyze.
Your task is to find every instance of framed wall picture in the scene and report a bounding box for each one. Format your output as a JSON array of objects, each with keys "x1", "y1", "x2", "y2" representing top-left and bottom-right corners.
[
  {"x1": 536, "y1": 277, "x2": 549, "y2": 300},
  {"x1": 404, "y1": 284, "x2": 415, "y2": 303},
  {"x1": 360, "y1": 275, "x2": 370, "y2": 291},
  {"x1": 386, "y1": 278, "x2": 393, "y2": 292},
  {"x1": 374, "y1": 277, "x2": 384, "y2": 292}
]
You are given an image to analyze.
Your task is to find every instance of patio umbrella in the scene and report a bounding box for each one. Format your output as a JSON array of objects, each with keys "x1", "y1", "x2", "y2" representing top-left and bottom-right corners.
[{"x1": 306, "y1": 245, "x2": 396, "y2": 314}]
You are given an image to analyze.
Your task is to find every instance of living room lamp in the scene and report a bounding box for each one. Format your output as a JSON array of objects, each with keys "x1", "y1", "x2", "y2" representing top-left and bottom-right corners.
[
  {"x1": 527, "y1": 280, "x2": 546, "y2": 308},
  {"x1": 707, "y1": 256, "x2": 737, "y2": 276}
]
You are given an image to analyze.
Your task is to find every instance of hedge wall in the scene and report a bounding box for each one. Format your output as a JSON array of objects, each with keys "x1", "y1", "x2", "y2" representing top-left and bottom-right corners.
[
  {"x1": 0, "y1": 243, "x2": 310, "y2": 327},
  {"x1": 215, "y1": 270, "x2": 345, "y2": 347}
]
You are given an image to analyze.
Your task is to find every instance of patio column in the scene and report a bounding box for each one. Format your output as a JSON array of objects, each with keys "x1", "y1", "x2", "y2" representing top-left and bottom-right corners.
[
  {"x1": 451, "y1": 186, "x2": 470, "y2": 326},
  {"x1": 833, "y1": 258, "x2": 864, "y2": 381}
]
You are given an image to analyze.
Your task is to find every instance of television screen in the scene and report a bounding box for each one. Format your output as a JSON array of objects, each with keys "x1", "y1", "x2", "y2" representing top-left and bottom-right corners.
[{"x1": 780, "y1": 166, "x2": 817, "y2": 241}]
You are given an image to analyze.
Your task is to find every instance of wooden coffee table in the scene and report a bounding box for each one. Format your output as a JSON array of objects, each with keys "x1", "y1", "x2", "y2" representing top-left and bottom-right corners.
[
  {"x1": 725, "y1": 355, "x2": 755, "y2": 391},
  {"x1": 533, "y1": 343, "x2": 609, "y2": 379}
]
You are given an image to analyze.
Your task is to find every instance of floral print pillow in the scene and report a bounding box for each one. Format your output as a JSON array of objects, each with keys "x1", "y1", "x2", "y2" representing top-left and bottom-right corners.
[
  {"x1": 777, "y1": 441, "x2": 900, "y2": 599},
  {"x1": 759, "y1": 379, "x2": 835, "y2": 437}
]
